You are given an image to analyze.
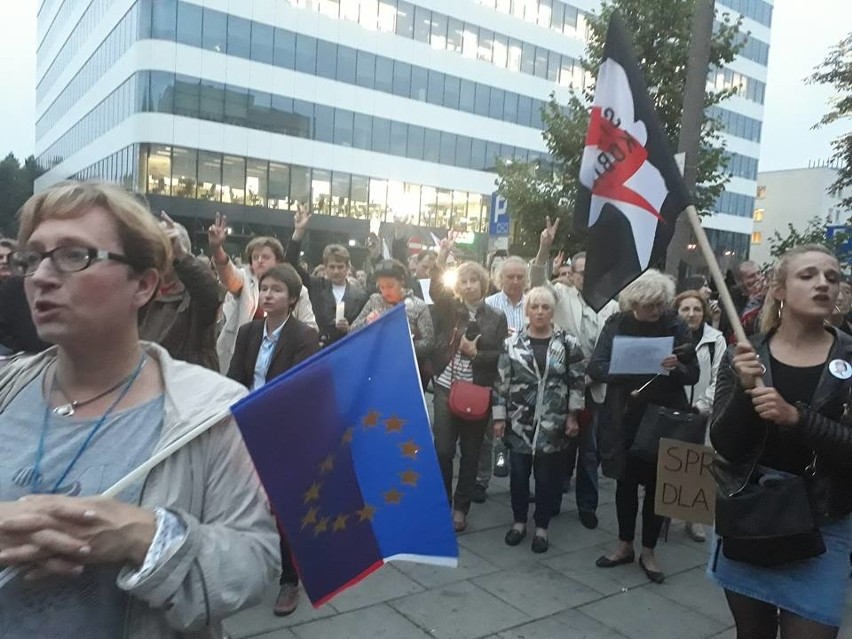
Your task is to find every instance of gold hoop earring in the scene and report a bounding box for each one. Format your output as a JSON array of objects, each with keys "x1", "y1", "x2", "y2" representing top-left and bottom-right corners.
[{"x1": 777, "y1": 300, "x2": 784, "y2": 322}]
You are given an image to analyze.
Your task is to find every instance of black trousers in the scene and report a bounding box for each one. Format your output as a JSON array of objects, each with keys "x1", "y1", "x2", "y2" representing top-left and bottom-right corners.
[
  {"x1": 510, "y1": 451, "x2": 563, "y2": 530},
  {"x1": 432, "y1": 384, "x2": 489, "y2": 515},
  {"x1": 615, "y1": 457, "x2": 665, "y2": 550}
]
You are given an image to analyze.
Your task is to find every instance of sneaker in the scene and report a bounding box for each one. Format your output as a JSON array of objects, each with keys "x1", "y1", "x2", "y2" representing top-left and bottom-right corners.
[
  {"x1": 494, "y1": 451, "x2": 509, "y2": 478},
  {"x1": 579, "y1": 511, "x2": 599, "y2": 529},
  {"x1": 471, "y1": 484, "x2": 487, "y2": 504},
  {"x1": 273, "y1": 582, "x2": 300, "y2": 617}
]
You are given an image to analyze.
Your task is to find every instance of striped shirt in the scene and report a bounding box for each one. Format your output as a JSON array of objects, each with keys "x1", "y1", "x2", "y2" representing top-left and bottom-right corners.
[{"x1": 485, "y1": 291, "x2": 526, "y2": 334}]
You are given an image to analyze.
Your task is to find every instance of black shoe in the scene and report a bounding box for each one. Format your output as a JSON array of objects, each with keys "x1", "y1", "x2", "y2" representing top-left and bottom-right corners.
[
  {"x1": 504, "y1": 528, "x2": 526, "y2": 546},
  {"x1": 493, "y1": 451, "x2": 509, "y2": 478},
  {"x1": 639, "y1": 556, "x2": 665, "y2": 584},
  {"x1": 579, "y1": 511, "x2": 598, "y2": 529},
  {"x1": 471, "y1": 484, "x2": 487, "y2": 504},
  {"x1": 531, "y1": 535, "x2": 549, "y2": 553},
  {"x1": 595, "y1": 551, "x2": 635, "y2": 568}
]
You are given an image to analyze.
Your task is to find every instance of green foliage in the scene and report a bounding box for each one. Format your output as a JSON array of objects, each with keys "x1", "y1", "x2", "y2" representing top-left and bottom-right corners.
[
  {"x1": 496, "y1": 0, "x2": 744, "y2": 254},
  {"x1": 765, "y1": 215, "x2": 852, "y2": 267},
  {"x1": 0, "y1": 153, "x2": 45, "y2": 237},
  {"x1": 808, "y1": 32, "x2": 852, "y2": 212}
]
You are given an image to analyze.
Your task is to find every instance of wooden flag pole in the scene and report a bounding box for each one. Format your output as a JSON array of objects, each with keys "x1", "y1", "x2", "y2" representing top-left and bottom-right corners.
[{"x1": 683, "y1": 204, "x2": 751, "y2": 346}]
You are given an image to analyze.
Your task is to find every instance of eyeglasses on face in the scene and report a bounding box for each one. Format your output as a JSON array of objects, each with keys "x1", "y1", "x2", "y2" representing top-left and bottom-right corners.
[{"x1": 9, "y1": 246, "x2": 132, "y2": 277}]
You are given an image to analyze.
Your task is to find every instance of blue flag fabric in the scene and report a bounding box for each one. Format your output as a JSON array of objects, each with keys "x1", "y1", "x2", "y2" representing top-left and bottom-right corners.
[{"x1": 231, "y1": 305, "x2": 458, "y2": 606}]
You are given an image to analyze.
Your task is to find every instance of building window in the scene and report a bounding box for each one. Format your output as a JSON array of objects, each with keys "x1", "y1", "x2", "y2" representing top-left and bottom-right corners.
[
  {"x1": 753, "y1": 208, "x2": 764, "y2": 222},
  {"x1": 751, "y1": 232, "x2": 762, "y2": 244}
]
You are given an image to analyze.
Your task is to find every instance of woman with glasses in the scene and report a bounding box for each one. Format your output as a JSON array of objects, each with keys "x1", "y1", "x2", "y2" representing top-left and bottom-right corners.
[
  {"x1": 588, "y1": 270, "x2": 699, "y2": 584},
  {"x1": 0, "y1": 182, "x2": 279, "y2": 638}
]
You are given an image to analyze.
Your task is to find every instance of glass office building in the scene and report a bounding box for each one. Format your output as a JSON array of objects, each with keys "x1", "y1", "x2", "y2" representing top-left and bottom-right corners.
[{"x1": 35, "y1": 0, "x2": 772, "y2": 258}]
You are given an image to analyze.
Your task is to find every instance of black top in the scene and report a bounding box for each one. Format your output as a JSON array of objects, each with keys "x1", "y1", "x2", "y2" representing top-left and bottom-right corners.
[
  {"x1": 529, "y1": 336, "x2": 550, "y2": 374},
  {"x1": 762, "y1": 355, "x2": 824, "y2": 474}
]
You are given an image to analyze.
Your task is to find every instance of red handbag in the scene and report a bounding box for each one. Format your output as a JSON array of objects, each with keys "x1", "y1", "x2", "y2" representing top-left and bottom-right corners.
[
  {"x1": 448, "y1": 379, "x2": 491, "y2": 421},
  {"x1": 446, "y1": 327, "x2": 491, "y2": 421}
]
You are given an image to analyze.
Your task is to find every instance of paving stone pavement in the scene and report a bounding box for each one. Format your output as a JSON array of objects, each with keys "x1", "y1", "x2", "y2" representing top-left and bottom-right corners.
[{"x1": 223, "y1": 397, "x2": 852, "y2": 639}]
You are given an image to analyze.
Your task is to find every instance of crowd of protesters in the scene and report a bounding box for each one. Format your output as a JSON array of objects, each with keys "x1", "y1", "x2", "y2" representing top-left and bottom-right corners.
[{"x1": 0, "y1": 180, "x2": 850, "y2": 638}]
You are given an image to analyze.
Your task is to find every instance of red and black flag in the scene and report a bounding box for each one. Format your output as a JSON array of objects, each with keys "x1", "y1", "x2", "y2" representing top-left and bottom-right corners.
[{"x1": 574, "y1": 13, "x2": 692, "y2": 311}]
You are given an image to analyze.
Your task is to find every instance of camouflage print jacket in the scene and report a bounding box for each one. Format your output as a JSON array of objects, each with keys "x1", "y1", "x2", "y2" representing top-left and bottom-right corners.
[{"x1": 492, "y1": 328, "x2": 586, "y2": 454}]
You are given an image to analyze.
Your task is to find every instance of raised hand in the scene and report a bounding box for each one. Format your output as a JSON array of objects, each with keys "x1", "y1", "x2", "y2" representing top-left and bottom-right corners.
[
  {"x1": 540, "y1": 216, "x2": 560, "y2": 248},
  {"x1": 293, "y1": 203, "x2": 312, "y2": 240},
  {"x1": 160, "y1": 211, "x2": 186, "y2": 259},
  {"x1": 207, "y1": 212, "x2": 228, "y2": 251},
  {"x1": 552, "y1": 250, "x2": 565, "y2": 272}
]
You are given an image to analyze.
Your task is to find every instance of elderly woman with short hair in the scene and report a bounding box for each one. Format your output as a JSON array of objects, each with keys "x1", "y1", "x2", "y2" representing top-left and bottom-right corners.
[
  {"x1": 587, "y1": 269, "x2": 699, "y2": 583},
  {"x1": 493, "y1": 286, "x2": 585, "y2": 553}
]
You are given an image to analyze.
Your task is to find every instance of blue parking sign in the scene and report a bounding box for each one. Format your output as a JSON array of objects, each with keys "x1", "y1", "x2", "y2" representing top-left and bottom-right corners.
[{"x1": 489, "y1": 193, "x2": 510, "y2": 237}]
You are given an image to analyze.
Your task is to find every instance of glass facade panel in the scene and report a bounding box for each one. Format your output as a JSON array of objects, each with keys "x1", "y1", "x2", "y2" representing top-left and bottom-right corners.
[
  {"x1": 202, "y1": 8, "x2": 226, "y2": 53},
  {"x1": 246, "y1": 159, "x2": 268, "y2": 206},
  {"x1": 295, "y1": 34, "x2": 317, "y2": 73},
  {"x1": 291, "y1": 166, "x2": 310, "y2": 207},
  {"x1": 355, "y1": 51, "x2": 375, "y2": 89},
  {"x1": 176, "y1": 1, "x2": 202, "y2": 47},
  {"x1": 198, "y1": 151, "x2": 222, "y2": 201},
  {"x1": 410, "y1": 66, "x2": 428, "y2": 101},
  {"x1": 222, "y1": 155, "x2": 246, "y2": 204},
  {"x1": 171, "y1": 147, "x2": 197, "y2": 198},
  {"x1": 395, "y1": 1, "x2": 414, "y2": 38},
  {"x1": 147, "y1": 145, "x2": 171, "y2": 195},
  {"x1": 351, "y1": 175, "x2": 370, "y2": 219},
  {"x1": 226, "y1": 14, "x2": 251, "y2": 58},
  {"x1": 316, "y1": 40, "x2": 338, "y2": 79},
  {"x1": 331, "y1": 172, "x2": 351, "y2": 216},
  {"x1": 268, "y1": 162, "x2": 291, "y2": 209},
  {"x1": 393, "y1": 61, "x2": 411, "y2": 97},
  {"x1": 273, "y1": 28, "x2": 296, "y2": 68},
  {"x1": 312, "y1": 169, "x2": 331, "y2": 214},
  {"x1": 334, "y1": 109, "x2": 354, "y2": 146},
  {"x1": 251, "y1": 22, "x2": 274, "y2": 64}
]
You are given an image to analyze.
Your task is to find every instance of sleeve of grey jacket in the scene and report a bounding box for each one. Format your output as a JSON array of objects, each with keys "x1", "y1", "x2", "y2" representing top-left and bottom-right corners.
[
  {"x1": 115, "y1": 417, "x2": 280, "y2": 631},
  {"x1": 566, "y1": 338, "x2": 586, "y2": 412},
  {"x1": 491, "y1": 348, "x2": 512, "y2": 421}
]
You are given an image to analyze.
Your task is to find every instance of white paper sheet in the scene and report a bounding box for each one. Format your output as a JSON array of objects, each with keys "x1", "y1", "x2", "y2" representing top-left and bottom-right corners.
[{"x1": 609, "y1": 335, "x2": 675, "y2": 376}]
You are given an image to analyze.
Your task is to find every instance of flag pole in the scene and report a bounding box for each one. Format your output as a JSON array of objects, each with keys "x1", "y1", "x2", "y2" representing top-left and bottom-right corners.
[{"x1": 682, "y1": 204, "x2": 751, "y2": 346}]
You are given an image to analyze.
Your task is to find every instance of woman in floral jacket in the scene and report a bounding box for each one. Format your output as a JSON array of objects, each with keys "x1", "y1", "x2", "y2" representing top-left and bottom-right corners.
[{"x1": 493, "y1": 287, "x2": 586, "y2": 553}]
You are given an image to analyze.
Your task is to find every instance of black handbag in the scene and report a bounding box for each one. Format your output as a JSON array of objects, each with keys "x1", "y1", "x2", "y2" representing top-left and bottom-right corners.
[
  {"x1": 712, "y1": 430, "x2": 825, "y2": 567},
  {"x1": 628, "y1": 386, "x2": 708, "y2": 463}
]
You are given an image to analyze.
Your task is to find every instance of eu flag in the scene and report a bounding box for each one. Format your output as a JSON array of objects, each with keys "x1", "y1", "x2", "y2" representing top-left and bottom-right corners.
[{"x1": 231, "y1": 305, "x2": 458, "y2": 606}]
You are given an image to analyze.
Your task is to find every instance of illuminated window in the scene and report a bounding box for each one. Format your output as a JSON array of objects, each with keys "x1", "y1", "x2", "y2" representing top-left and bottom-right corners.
[
  {"x1": 753, "y1": 208, "x2": 764, "y2": 222},
  {"x1": 751, "y1": 232, "x2": 762, "y2": 244},
  {"x1": 756, "y1": 185, "x2": 766, "y2": 199}
]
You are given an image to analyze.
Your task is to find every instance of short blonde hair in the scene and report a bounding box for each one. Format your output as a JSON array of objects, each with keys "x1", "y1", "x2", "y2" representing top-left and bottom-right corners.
[
  {"x1": 454, "y1": 261, "x2": 490, "y2": 300},
  {"x1": 18, "y1": 181, "x2": 171, "y2": 275},
  {"x1": 619, "y1": 269, "x2": 676, "y2": 311},
  {"x1": 760, "y1": 244, "x2": 837, "y2": 333},
  {"x1": 525, "y1": 286, "x2": 556, "y2": 314},
  {"x1": 245, "y1": 236, "x2": 284, "y2": 264}
]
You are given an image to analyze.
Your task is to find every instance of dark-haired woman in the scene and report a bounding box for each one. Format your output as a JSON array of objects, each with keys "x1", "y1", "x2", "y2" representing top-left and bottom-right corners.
[
  {"x1": 352, "y1": 259, "x2": 434, "y2": 362},
  {"x1": 710, "y1": 245, "x2": 852, "y2": 639}
]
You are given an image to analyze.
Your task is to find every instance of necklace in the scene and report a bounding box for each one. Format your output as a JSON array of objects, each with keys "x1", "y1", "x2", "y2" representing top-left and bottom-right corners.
[
  {"x1": 12, "y1": 353, "x2": 149, "y2": 494},
  {"x1": 51, "y1": 359, "x2": 147, "y2": 417}
]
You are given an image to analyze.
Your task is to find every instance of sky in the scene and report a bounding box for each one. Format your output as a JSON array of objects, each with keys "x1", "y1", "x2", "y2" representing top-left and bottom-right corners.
[{"x1": 0, "y1": 0, "x2": 847, "y2": 173}]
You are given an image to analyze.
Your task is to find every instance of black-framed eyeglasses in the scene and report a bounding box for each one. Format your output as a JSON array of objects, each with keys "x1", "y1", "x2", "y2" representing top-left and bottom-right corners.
[{"x1": 9, "y1": 246, "x2": 132, "y2": 277}]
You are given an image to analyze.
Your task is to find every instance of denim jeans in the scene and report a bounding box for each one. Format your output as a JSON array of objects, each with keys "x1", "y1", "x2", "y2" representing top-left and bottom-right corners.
[
  {"x1": 432, "y1": 384, "x2": 489, "y2": 515},
  {"x1": 510, "y1": 451, "x2": 563, "y2": 530}
]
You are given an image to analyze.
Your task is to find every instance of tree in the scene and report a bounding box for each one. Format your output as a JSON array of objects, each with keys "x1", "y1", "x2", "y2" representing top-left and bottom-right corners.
[
  {"x1": 809, "y1": 32, "x2": 852, "y2": 212},
  {"x1": 496, "y1": 0, "x2": 743, "y2": 254},
  {"x1": 0, "y1": 153, "x2": 45, "y2": 237},
  {"x1": 765, "y1": 215, "x2": 852, "y2": 268}
]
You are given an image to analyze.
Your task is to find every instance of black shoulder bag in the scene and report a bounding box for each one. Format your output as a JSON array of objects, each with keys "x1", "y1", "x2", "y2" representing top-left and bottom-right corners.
[
  {"x1": 712, "y1": 427, "x2": 825, "y2": 567},
  {"x1": 628, "y1": 385, "x2": 708, "y2": 464}
]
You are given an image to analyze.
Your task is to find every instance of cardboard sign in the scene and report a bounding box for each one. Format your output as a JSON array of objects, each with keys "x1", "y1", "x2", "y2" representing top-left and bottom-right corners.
[{"x1": 654, "y1": 438, "x2": 716, "y2": 526}]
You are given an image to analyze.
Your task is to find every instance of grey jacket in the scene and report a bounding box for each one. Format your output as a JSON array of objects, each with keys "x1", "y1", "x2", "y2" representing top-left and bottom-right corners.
[{"x1": 0, "y1": 343, "x2": 280, "y2": 638}]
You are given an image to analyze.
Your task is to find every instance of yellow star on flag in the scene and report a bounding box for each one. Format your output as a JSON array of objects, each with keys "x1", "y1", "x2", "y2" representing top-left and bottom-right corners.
[
  {"x1": 301, "y1": 506, "x2": 319, "y2": 530},
  {"x1": 332, "y1": 514, "x2": 349, "y2": 532},
  {"x1": 356, "y1": 503, "x2": 376, "y2": 522},
  {"x1": 303, "y1": 482, "x2": 321, "y2": 504},
  {"x1": 319, "y1": 454, "x2": 334, "y2": 475},
  {"x1": 384, "y1": 488, "x2": 403, "y2": 505},
  {"x1": 400, "y1": 469, "x2": 420, "y2": 487},
  {"x1": 363, "y1": 410, "x2": 381, "y2": 428},
  {"x1": 313, "y1": 516, "x2": 329, "y2": 536},
  {"x1": 384, "y1": 415, "x2": 406, "y2": 433},
  {"x1": 400, "y1": 440, "x2": 420, "y2": 459}
]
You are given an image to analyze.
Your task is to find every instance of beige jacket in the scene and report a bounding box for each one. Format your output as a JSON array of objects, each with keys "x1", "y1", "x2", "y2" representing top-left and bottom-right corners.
[
  {"x1": 0, "y1": 343, "x2": 280, "y2": 638},
  {"x1": 530, "y1": 264, "x2": 618, "y2": 403}
]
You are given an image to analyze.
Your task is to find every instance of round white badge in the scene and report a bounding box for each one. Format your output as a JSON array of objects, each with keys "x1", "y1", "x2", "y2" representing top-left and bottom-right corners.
[{"x1": 828, "y1": 359, "x2": 852, "y2": 380}]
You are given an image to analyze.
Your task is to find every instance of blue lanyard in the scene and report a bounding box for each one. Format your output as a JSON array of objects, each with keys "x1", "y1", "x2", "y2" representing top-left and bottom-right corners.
[{"x1": 32, "y1": 354, "x2": 148, "y2": 494}]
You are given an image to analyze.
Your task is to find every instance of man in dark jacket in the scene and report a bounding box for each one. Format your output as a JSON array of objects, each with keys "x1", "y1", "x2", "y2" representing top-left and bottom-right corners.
[
  {"x1": 138, "y1": 213, "x2": 221, "y2": 369},
  {"x1": 285, "y1": 206, "x2": 367, "y2": 347}
]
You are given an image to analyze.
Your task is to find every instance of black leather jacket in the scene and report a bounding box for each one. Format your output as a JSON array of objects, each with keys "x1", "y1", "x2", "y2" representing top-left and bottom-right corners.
[{"x1": 710, "y1": 327, "x2": 852, "y2": 522}]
